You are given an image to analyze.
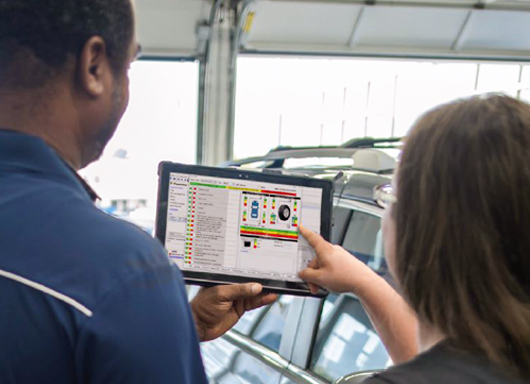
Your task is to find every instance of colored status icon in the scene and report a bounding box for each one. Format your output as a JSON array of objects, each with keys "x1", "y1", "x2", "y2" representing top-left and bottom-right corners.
[
  {"x1": 262, "y1": 212, "x2": 266, "y2": 224},
  {"x1": 253, "y1": 239, "x2": 258, "y2": 249},
  {"x1": 243, "y1": 211, "x2": 247, "y2": 222},
  {"x1": 264, "y1": 198, "x2": 267, "y2": 208},
  {"x1": 294, "y1": 201, "x2": 298, "y2": 212},
  {"x1": 244, "y1": 196, "x2": 248, "y2": 207}
]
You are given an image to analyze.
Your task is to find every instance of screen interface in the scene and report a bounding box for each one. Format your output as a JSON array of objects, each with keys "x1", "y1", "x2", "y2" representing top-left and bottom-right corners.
[{"x1": 164, "y1": 172, "x2": 322, "y2": 282}]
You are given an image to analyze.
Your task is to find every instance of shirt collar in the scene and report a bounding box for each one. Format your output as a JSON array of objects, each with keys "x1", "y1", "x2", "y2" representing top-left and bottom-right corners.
[
  {"x1": 63, "y1": 162, "x2": 101, "y2": 202},
  {"x1": 0, "y1": 129, "x2": 100, "y2": 202}
]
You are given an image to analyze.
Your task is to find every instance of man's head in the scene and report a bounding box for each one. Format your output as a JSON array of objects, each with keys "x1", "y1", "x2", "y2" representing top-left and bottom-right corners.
[{"x1": 0, "y1": 0, "x2": 136, "y2": 168}]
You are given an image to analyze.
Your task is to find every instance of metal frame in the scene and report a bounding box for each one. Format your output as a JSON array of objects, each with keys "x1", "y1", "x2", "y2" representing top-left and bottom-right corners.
[
  {"x1": 240, "y1": 48, "x2": 530, "y2": 64},
  {"x1": 256, "y1": 0, "x2": 530, "y2": 11}
]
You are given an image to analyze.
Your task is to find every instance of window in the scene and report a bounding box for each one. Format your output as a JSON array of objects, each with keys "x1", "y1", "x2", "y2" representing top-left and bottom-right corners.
[
  {"x1": 330, "y1": 206, "x2": 352, "y2": 245},
  {"x1": 232, "y1": 305, "x2": 268, "y2": 335},
  {"x1": 519, "y1": 65, "x2": 530, "y2": 103},
  {"x1": 310, "y1": 293, "x2": 392, "y2": 382},
  {"x1": 250, "y1": 295, "x2": 294, "y2": 352},
  {"x1": 342, "y1": 211, "x2": 386, "y2": 274},
  {"x1": 79, "y1": 60, "x2": 199, "y2": 232},
  {"x1": 234, "y1": 57, "x2": 526, "y2": 160}
]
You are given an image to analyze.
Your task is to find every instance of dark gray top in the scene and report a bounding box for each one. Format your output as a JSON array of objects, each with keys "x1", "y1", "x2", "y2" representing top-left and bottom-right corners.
[{"x1": 363, "y1": 341, "x2": 524, "y2": 384}]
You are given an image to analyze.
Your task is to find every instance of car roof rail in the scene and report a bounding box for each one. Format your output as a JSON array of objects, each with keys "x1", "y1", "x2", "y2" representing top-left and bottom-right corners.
[
  {"x1": 340, "y1": 137, "x2": 402, "y2": 149},
  {"x1": 334, "y1": 370, "x2": 383, "y2": 384},
  {"x1": 264, "y1": 137, "x2": 402, "y2": 154},
  {"x1": 221, "y1": 138, "x2": 401, "y2": 171}
]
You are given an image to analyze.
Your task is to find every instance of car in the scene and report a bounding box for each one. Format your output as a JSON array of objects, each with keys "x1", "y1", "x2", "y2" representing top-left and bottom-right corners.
[{"x1": 190, "y1": 138, "x2": 402, "y2": 384}]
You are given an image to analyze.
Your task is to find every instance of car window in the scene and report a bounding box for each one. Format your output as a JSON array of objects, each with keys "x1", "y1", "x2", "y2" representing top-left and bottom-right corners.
[
  {"x1": 331, "y1": 206, "x2": 352, "y2": 244},
  {"x1": 250, "y1": 295, "x2": 294, "y2": 352},
  {"x1": 227, "y1": 353, "x2": 282, "y2": 384},
  {"x1": 232, "y1": 305, "x2": 268, "y2": 335},
  {"x1": 342, "y1": 210, "x2": 387, "y2": 275},
  {"x1": 310, "y1": 293, "x2": 392, "y2": 382}
]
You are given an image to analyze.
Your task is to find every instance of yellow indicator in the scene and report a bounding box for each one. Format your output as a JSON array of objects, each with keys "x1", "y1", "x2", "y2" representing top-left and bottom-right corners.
[
  {"x1": 227, "y1": 186, "x2": 261, "y2": 193},
  {"x1": 243, "y1": 12, "x2": 255, "y2": 33}
]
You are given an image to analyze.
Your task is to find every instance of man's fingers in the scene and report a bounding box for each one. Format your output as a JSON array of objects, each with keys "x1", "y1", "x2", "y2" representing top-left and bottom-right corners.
[
  {"x1": 245, "y1": 293, "x2": 278, "y2": 312},
  {"x1": 260, "y1": 293, "x2": 278, "y2": 306},
  {"x1": 307, "y1": 282, "x2": 320, "y2": 295},
  {"x1": 299, "y1": 225, "x2": 332, "y2": 255},
  {"x1": 240, "y1": 293, "x2": 277, "y2": 313},
  {"x1": 217, "y1": 283, "x2": 263, "y2": 302}
]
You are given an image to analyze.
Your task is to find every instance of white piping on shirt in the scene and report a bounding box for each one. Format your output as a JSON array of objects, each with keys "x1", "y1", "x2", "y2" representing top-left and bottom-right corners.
[{"x1": 0, "y1": 269, "x2": 93, "y2": 317}]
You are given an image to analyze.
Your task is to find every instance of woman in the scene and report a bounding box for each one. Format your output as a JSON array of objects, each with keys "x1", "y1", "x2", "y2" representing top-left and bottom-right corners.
[{"x1": 300, "y1": 94, "x2": 530, "y2": 383}]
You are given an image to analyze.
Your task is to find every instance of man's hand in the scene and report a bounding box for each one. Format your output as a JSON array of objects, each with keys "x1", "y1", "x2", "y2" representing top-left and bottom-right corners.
[
  {"x1": 299, "y1": 225, "x2": 377, "y2": 296},
  {"x1": 190, "y1": 283, "x2": 277, "y2": 342}
]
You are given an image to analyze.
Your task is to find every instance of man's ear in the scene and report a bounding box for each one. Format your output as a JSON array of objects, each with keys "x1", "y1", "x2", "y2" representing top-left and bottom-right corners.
[{"x1": 77, "y1": 36, "x2": 110, "y2": 97}]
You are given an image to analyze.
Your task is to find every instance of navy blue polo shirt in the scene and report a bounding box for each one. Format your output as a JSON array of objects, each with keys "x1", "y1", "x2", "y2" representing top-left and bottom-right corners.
[{"x1": 0, "y1": 130, "x2": 207, "y2": 384}]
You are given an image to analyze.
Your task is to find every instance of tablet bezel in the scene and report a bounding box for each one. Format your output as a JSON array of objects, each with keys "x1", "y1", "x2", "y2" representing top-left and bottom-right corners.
[{"x1": 155, "y1": 162, "x2": 333, "y2": 297}]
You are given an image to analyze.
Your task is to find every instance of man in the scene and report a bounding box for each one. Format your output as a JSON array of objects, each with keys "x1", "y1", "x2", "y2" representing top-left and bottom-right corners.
[{"x1": 0, "y1": 0, "x2": 275, "y2": 383}]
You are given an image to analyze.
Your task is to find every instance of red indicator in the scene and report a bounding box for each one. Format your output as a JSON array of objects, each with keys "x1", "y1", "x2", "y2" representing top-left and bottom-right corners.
[
  {"x1": 240, "y1": 231, "x2": 298, "y2": 240},
  {"x1": 261, "y1": 190, "x2": 297, "y2": 197}
]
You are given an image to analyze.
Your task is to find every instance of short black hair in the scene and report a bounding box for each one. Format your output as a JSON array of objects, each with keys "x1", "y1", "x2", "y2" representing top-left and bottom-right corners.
[{"x1": 0, "y1": 0, "x2": 134, "y2": 88}]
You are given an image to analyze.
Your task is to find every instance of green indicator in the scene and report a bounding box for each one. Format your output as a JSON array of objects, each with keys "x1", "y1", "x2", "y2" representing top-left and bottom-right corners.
[{"x1": 189, "y1": 182, "x2": 227, "y2": 189}]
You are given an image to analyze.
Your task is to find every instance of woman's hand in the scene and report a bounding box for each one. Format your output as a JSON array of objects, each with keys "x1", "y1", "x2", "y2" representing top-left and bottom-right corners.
[
  {"x1": 299, "y1": 225, "x2": 419, "y2": 363},
  {"x1": 298, "y1": 225, "x2": 378, "y2": 296}
]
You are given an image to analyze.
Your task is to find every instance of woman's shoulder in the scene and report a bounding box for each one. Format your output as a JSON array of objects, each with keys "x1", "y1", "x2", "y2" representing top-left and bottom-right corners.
[{"x1": 361, "y1": 342, "x2": 524, "y2": 384}]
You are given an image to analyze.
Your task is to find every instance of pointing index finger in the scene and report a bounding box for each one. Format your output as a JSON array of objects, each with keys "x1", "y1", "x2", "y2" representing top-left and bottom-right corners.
[{"x1": 299, "y1": 224, "x2": 332, "y2": 255}]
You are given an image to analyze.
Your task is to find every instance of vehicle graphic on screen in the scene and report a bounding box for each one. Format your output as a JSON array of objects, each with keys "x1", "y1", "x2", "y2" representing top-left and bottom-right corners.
[{"x1": 251, "y1": 201, "x2": 260, "y2": 219}]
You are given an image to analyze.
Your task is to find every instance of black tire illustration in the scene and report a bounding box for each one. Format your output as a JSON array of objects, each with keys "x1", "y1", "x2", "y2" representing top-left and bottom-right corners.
[{"x1": 278, "y1": 204, "x2": 291, "y2": 221}]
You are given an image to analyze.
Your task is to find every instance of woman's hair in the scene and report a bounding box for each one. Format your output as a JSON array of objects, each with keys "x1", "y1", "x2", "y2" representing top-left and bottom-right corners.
[{"x1": 395, "y1": 94, "x2": 530, "y2": 378}]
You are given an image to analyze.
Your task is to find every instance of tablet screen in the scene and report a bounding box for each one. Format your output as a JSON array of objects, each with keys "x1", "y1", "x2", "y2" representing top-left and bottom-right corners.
[{"x1": 164, "y1": 172, "x2": 322, "y2": 283}]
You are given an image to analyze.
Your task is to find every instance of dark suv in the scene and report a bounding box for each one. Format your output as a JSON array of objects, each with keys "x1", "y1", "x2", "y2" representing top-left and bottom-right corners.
[{"x1": 191, "y1": 138, "x2": 401, "y2": 384}]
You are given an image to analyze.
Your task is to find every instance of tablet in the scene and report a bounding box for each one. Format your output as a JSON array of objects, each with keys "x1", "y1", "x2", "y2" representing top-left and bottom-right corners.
[{"x1": 155, "y1": 163, "x2": 333, "y2": 297}]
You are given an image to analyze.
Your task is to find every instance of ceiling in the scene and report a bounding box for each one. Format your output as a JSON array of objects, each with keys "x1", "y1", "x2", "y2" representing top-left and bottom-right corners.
[
  {"x1": 135, "y1": 0, "x2": 530, "y2": 61},
  {"x1": 134, "y1": 0, "x2": 212, "y2": 57}
]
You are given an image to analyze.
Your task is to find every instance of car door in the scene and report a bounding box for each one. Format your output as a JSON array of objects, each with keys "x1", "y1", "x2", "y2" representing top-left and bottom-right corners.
[{"x1": 202, "y1": 295, "x2": 303, "y2": 384}]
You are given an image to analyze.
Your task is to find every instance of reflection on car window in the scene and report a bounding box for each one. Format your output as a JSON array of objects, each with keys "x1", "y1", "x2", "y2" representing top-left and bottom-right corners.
[
  {"x1": 227, "y1": 353, "x2": 282, "y2": 384},
  {"x1": 342, "y1": 211, "x2": 387, "y2": 275},
  {"x1": 331, "y1": 207, "x2": 351, "y2": 244},
  {"x1": 310, "y1": 293, "x2": 392, "y2": 381},
  {"x1": 251, "y1": 295, "x2": 293, "y2": 352},
  {"x1": 232, "y1": 305, "x2": 268, "y2": 335}
]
